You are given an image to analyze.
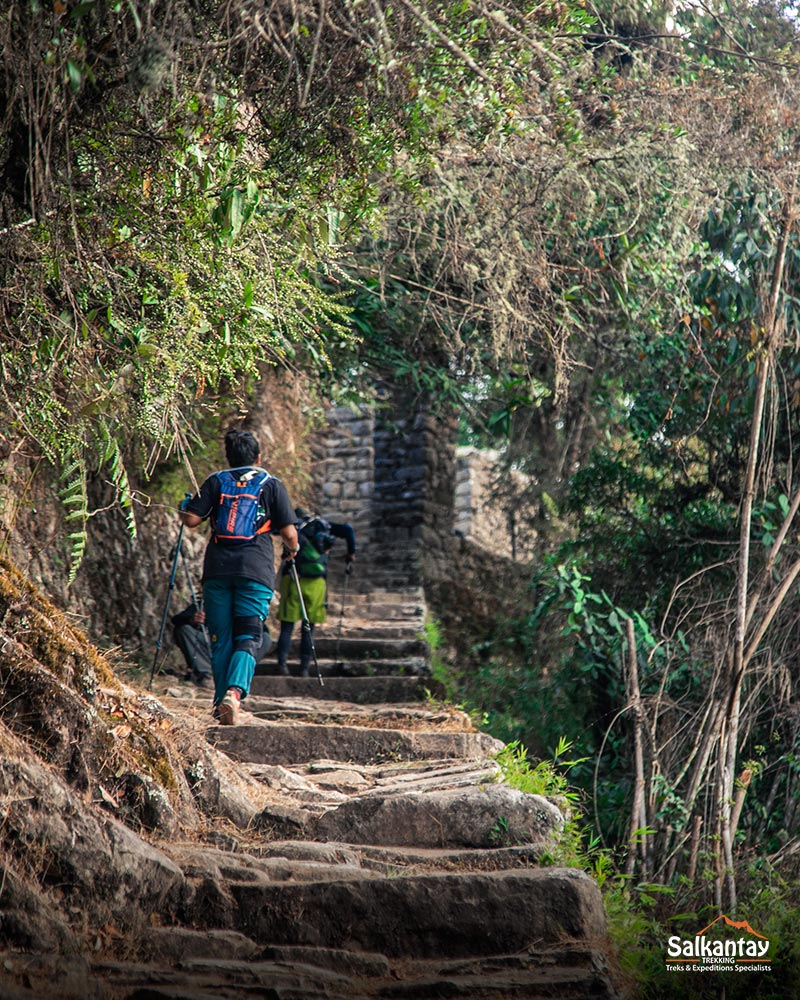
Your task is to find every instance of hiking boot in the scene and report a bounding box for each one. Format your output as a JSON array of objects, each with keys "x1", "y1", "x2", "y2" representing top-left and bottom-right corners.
[
  {"x1": 299, "y1": 659, "x2": 311, "y2": 678},
  {"x1": 277, "y1": 660, "x2": 290, "y2": 676},
  {"x1": 195, "y1": 674, "x2": 213, "y2": 689},
  {"x1": 217, "y1": 688, "x2": 241, "y2": 726}
]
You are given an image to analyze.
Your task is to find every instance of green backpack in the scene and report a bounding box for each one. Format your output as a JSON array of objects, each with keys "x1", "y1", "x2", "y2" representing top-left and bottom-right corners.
[{"x1": 296, "y1": 517, "x2": 336, "y2": 577}]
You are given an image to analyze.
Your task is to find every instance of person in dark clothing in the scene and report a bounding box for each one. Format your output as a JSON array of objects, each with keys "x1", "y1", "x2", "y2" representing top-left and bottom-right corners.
[
  {"x1": 172, "y1": 604, "x2": 273, "y2": 688},
  {"x1": 171, "y1": 604, "x2": 213, "y2": 688},
  {"x1": 277, "y1": 507, "x2": 356, "y2": 677},
  {"x1": 180, "y1": 429, "x2": 299, "y2": 724}
]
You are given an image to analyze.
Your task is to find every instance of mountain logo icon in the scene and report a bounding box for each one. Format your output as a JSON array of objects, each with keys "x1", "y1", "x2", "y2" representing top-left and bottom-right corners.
[{"x1": 696, "y1": 914, "x2": 767, "y2": 939}]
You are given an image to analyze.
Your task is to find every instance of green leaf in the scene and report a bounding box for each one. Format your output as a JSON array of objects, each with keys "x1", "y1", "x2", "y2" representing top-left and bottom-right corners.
[{"x1": 66, "y1": 60, "x2": 83, "y2": 92}]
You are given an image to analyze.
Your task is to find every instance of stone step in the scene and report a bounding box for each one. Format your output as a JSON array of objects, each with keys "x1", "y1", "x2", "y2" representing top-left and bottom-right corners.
[
  {"x1": 248, "y1": 675, "x2": 444, "y2": 703},
  {"x1": 208, "y1": 720, "x2": 503, "y2": 766},
  {"x1": 343, "y1": 604, "x2": 425, "y2": 622},
  {"x1": 223, "y1": 869, "x2": 606, "y2": 960},
  {"x1": 94, "y1": 956, "x2": 366, "y2": 999},
  {"x1": 306, "y1": 636, "x2": 429, "y2": 660},
  {"x1": 302, "y1": 586, "x2": 424, "y2": 603},
  {"x1": 0, "y1": 943, "x2": 618, "y2": 999},
  {"x1": 263, "y1": 839, "x2": 548, "y2": 873},
  {"x1": 239, "y1": 758, "x2": 503, "y2": 818},
  {"x1": 312, "y1": 622, "x2": 424, "y2": 641},
  {"x1": 377, "y1": 952, "x2": 619, "y2": 999},
  {"x1": 323, "y1": 598, "x2": 426, "y2": 619},
  {"x1": 271, "y1": 625, "x2": 425, "y2": 651},
  {"x1": 361, "y1": 574, "x2": 425, "y2": 591},
  {"x1": 379, "y1": 972, "x2": 611, "y2": 998},
  {"x1": 255, "y1": 656, "x2": 430, "y2": 678},
  {"x1": 310, "y1": 782, "x2": 563, "y2": 851},
  {"x1": 245, "y1": 698, "x2": 467, "y2": 730}
]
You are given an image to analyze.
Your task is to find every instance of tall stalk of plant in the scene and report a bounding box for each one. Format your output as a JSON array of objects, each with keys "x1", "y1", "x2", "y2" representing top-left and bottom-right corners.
[{"x1": 721, "y1": 183, "x2": 796, "y2": 911}]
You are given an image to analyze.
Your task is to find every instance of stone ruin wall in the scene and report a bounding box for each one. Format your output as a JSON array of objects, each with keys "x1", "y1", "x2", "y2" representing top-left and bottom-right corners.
[
  {"x1": 310, "y1": 394, "x2": 535, "y2": 597},
  {"x1": 311, "y1": 405, "x2": 375, "y2": 551},
  {"x1": 454, "y1": 446, "x2": 538, "y2": 562},
  {"x1": 310, "y1": 393, "x2": 458, "y2": 592}
]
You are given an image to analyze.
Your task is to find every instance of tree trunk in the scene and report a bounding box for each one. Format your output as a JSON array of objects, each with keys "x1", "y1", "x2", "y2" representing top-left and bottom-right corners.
[{"x1": 722, "y1": 184, "x2": 795, "y2": 911}]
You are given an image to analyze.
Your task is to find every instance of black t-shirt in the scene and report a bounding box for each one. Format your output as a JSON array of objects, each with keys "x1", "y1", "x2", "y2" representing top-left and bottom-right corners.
[{"x1": 184, "y1": 468, "x2": 295, "y2": 589}]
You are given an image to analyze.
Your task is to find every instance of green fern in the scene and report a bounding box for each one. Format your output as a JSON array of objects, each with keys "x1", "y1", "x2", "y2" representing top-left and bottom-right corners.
[
  {"x1": 59, "y1": 453, "x2": 88, "y2": 585},
  {"x1": 100, "y1": 426, "x2": 137, "y2": 541}
]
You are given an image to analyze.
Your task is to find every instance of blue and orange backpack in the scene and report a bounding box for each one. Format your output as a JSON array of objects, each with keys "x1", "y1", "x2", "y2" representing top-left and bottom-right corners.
[{"x1": 212, "y1": 467, "x2": 272, "y2": 544}]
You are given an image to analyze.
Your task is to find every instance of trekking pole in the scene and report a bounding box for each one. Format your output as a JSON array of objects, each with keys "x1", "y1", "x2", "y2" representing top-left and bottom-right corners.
[
  {"x1": 288, "y1": 558, "x2": 323, "y2": 687},
  {"x1": 333, "y1": 560, "x2": 352, "y2": 672},
  {"x1": 180, "y1": 545, "x2": 213, "y2": 663},
  {"x1": 149, "y1": 522, "x2": 185, "y2": 690}
]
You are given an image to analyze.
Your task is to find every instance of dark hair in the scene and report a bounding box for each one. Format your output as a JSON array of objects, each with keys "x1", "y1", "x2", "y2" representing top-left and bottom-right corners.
[{"x1": 225, "y1": 429, "x2": 260, "y2": 468}]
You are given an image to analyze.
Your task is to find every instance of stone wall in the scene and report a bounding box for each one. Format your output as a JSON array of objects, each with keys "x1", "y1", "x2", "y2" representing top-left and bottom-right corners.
[
  {"x1": 309, "y1": 391, "x2": 458, "y2": 592},
  {"x1": 310, "y1": 404, "x2": 375, "y2": 554},
  {"x1": 0, "y1": 370, "x2": 313, "y2": 664},
  {"x1": 453, "y1": 446, "x2": 537, "y2": 562},
  {"x1": 306, "y1": 395, "x2": 538, "y2": 592},
  {"x1": 368, "y1": 390, "x2": 458, "y2": 591}
]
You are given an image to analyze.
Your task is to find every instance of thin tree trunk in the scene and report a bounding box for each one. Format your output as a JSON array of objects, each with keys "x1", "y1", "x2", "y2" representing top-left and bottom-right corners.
[
  {"x1": 724, "y1": 185, "x2": 795, "y2": 911},
  {"x1": 687, "y1": 815, "x2": 703, "y2": 883},
  {"x1": 744, "y1": 557, "x2": 800, "y2": 666},
  {"x1": 730, "y1": 768, "x2": 752, "y2": 837},
  {"x1": 625, "y1": 618, "x2": 648, "y2": 878}
]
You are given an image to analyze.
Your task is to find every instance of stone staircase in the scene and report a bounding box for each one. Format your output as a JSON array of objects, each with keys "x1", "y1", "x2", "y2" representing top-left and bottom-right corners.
[
  {"x1": 0, "y1": 407, "x2": 621, "y2": 1000},
  {"x1": 3, "y1": 406, "x2": 620, "y2": 1000},
  {"x1": 275, "y1": 578, "x2": 431, "y2": 678},
  {"x1": 88, "y1": 574, "x2": 622, "y2": 1000}
]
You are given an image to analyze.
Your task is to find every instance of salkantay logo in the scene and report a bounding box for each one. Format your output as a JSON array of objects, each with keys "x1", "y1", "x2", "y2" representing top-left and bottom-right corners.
[{"x1": 665, "y1": 914, "x2": 772, "y2": 974}]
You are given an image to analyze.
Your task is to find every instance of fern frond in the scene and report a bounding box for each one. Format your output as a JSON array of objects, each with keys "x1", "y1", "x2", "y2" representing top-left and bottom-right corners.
[
  {"x1": 59, "y1": 451, "x2": 88, "y2": 585},
  {"x1": 108, "y1": 439, "x2": 137, "y2": 541}
]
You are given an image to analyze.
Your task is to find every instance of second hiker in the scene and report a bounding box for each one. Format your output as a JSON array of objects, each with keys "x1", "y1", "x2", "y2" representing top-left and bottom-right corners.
[
  {"x1": 277, "y1": 506, "x2": 356, "y2": 677},
  {"x1": 180, "y1": 428, "x2": 299, "y2": 724}
]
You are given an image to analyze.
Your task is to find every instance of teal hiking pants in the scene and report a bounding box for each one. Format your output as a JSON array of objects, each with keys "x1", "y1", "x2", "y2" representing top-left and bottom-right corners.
[{"x1": 202, "y1": 578, "x2": 274, "y2": 706}]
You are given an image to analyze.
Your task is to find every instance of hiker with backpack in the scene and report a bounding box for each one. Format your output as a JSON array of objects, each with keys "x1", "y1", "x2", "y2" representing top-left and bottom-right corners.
[
  {"x1": 179, "y1": 428, "x2": 299, "y2": 724},
  {"x1": 276, "y1": 507, "x2": 356, "y2": 677}
]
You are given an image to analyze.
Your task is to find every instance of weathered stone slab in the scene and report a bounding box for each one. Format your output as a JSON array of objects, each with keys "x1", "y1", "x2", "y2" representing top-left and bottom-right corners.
[
  {"x1": 210, "y1": 722, "x2": 503, "y2": 766},
  {"x1": 370, "y1": 765, "x2": 500, "y2": 795},
  {"x1": 253, "y1": 840, "x2": 364, "y2": 867},
  {"x1": 228, "y1": 869, "x2": 606, "y2": 959},
  {"x1": 376, "y1": 966, "x2": 612, "y2": 998},
  {"x1": 334, "y1": 657, "x2": 430, "y2": 678},
  {"x1": 255, "y1": 656, "x2": 430, "y2": 678},
  {"x1": 340, "y1": 842, "x2": 551, "y2": 872},
  {"x1": 309, "y1": 636, "x2": 429, "y2": 660},
  {"x1": 243, "y1": 763, "x2": 350, "y2": 804},
  {"x1": 246, "y1": 698, "x2": 468, "y2": 729},
  {"x1": 249, "y1": 675, "x2": 445, "y2": 703},
  {"x1": 313, "y1": 784, "x2": 564, "y2": 850},
  {"x1": 260, "y1": 944, "x2": 390, "y2": 978},
  {"x1": 96, "y1": 956, "x2": 361, "y2": 998},
  {"x1": 316, "y1": 623, "x2": 423, "y2": 641},
  {"x1": 170, "y1": 842, "x2": 363, "y2": 884},
  {"x1": 139, "y1": 927, "x2": 262, "y2": 963}
]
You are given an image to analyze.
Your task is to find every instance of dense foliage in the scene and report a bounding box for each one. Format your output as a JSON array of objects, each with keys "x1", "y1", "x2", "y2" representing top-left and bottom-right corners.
[
  {"x1": 5, "y1": 0, "x2": 800, "y2": 992},
  {"x1": 0, "y1": 0, "x2": 582, "y2": 570}
]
